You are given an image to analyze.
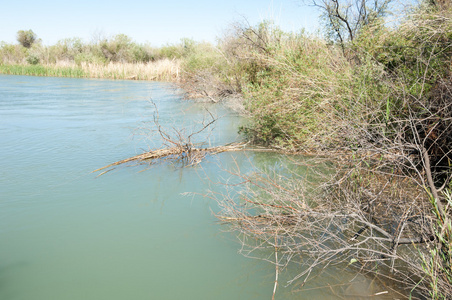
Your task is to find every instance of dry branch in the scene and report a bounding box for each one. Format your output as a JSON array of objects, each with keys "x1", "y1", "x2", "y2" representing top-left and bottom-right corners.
[{"x1": 93, "y1": 142, "x2": 248, "y2": 174}]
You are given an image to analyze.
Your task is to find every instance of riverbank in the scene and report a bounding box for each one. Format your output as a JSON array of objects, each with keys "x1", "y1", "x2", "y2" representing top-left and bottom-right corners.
[{"x1": 178, "y1": 3, "x2": 451, "y2": 298}]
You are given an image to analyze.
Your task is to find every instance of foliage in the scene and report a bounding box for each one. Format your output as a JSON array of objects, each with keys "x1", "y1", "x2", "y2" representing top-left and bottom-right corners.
[
  {"x1": 26, "y1": 54, "x2": 39, "y2": 65},
  {"x1": 16, "y1": 29, "x2": 37, "y2": 48},
  {"x1": 98, "y1": 34, "x2": 134, "y2": 62},
  {"x1": 1, "y1": 33, "x2": 161, "y2": 66},
  {"x1": 211, "y1": 21, "x2": 353, "y2": 149},
  {"x1": 74, "y1": 52, "x2": 106, "y2": 65},
  {"x1": 0, "y1": 42, "x2": 27, "y2": 64}
]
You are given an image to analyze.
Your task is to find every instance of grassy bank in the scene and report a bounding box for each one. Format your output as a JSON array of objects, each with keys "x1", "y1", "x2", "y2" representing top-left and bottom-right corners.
[{"x1": 0, "y1": 63, "x2": 86, "y2": 78}]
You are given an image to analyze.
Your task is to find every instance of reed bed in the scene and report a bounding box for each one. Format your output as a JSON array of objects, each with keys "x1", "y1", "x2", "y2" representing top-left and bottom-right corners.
[
  {"x1": 80, "y1": 59, "x2": 181, "y2": 81},
  {"x1": 0, "y1": 59, "x2": 181, "y2": 81},
  {"x1": 0, "y1": 64, "x2": 86, "y2": 78}
]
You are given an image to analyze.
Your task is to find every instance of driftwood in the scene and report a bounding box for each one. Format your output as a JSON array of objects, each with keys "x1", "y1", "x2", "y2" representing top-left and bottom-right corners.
[
  {"x1": 92, "y1": 100, "x2": 287, "y2": 176},
  {"x1": 92, "y1": 142, "x2": 256, "y2": 175}
]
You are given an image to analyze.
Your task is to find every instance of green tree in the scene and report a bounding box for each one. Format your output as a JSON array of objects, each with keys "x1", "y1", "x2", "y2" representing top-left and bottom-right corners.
[{"x1": 16, "y1": 30, "x2": 37, "y2": 48}]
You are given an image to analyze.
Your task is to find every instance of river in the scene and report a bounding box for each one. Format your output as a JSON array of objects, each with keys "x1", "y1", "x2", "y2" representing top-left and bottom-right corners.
[{"x1": 0, "y1": 75, "x2": 400, "y2": 299}]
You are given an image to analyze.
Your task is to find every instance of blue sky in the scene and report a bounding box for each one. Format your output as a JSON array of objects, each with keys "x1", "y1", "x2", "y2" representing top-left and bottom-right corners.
[{"x1": 0, "y1": 0, "x2": 320, "y2": 46}]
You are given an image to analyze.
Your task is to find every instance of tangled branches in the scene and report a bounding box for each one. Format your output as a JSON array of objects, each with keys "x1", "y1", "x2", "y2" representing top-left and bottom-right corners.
[{"x1": 209, "y1": 153, "x2": 441, "y2": 297}]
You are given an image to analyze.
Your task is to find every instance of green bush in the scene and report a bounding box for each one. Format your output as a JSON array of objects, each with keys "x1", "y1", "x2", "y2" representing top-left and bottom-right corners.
[
  {"x1": 74, "y1": 52, "x2": 106, "y2": 65},
  {"x1": 131, "y1": 44, "x2": 155, "y2": 62},
  {"x1": 158, "y1": 44, "x2": 184, "y2": 59},
  {"x1": 49, "y1": 38, "x2": 85, "y2": 61},
  {"x1": 220, "y1": 22, "x2": 353, "y2": 148},
  {"x1": 183, "y1": 42, "x2": 222, "y2": 72},
  {"x1": 26, "y1": 54, "x2": 40, "y2": 65},
  {"x1": 0, "y1": 42, "x2": 27, "y2": 64},
  {"x1": 97, "y1": 34, "x2": 147, "y2": 63}
]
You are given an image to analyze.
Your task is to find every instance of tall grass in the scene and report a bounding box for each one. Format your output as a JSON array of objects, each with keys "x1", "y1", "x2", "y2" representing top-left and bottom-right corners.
[
  {"x1": 80, "y1": 59, "x2": 180, "y2": 81},
  {"x1": 0, "y1": 59, "x2": 181, "y2": 81},
  {"x1": 0, "y1": 64, "x2": 86, "y2": 77}
]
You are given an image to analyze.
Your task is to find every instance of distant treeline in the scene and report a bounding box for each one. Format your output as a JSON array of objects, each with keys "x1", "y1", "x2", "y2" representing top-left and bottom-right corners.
[{"x1": 1, "y1": 31, "x2": 205, "y2": 65}]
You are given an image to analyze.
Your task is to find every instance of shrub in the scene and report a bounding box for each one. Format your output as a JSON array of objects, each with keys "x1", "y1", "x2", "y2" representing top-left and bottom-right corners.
[
  {"x1": 218, "y1": 21, "x2": 353, "y2": 148},
  {"x1": 26, "y1": 54, "x2": 40, "y2": 65},
  {"x1": 49, "y1": 38, "x2": 85, "y2": 61},
  {"x1": 74, "y1": 52, "x2": 106, "y2": 65},
  {"x1": 0, "y1": 42, "x2": 27, "y2": 64},
  {"x1": 97, "y1": 34, "x2": 140, "y2": 63},
  {"x1": 130, "y1": 44, "x2": 155, "y2": 62}
]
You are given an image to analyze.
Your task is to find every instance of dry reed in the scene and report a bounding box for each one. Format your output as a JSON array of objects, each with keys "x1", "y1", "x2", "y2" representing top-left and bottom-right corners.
[
  {"x1": 80, "y1": 59, "x2": 181, "y2": 81},
  {"x1": 0, "y1": 59, "x2": 181, "y2": 81}
]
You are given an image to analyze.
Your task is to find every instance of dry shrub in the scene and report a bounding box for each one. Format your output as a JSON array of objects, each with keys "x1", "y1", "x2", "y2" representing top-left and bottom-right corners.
[{"x1": 211, "y1": 150, "x2": 447, "y2": 298}]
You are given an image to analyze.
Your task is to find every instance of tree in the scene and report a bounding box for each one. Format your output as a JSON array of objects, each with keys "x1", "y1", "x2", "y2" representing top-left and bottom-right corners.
[
  {"x1": 16, "y1": 30, "x2": 37, "y2": 48},
  {"x1": 308, "y1": 0, "x2": 391, "y2": 50}
]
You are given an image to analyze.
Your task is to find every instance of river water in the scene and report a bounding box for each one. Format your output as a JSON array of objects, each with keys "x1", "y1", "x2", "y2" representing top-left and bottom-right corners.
[{"x1": 0, "y1": 75, "x2": 401, "y2": 299}]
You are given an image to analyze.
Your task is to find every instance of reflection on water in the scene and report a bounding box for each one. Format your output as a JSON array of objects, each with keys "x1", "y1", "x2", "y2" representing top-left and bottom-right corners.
[{"x1": 0, "y1": 75, "x2": 401, "y2": 299}]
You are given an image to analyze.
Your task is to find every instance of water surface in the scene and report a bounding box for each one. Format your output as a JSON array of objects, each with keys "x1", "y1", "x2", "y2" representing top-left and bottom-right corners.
[{"x1": 0, "y1": 75, "x2": 400, "y2": 299}]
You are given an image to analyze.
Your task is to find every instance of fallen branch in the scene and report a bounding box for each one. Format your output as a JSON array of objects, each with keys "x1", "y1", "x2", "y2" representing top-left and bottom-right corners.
[{"x1": 93, "y1": 142, "x2": 248, "y2": 175}]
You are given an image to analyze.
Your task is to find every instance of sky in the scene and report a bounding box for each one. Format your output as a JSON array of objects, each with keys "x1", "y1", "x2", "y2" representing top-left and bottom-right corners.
[{"x1": 0, "y1": 0, "x2": 321, "y2": 46}]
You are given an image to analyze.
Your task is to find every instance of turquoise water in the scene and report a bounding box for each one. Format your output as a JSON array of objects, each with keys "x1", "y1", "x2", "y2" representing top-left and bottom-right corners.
[
  {"x1": 0, "y1": 75, "x2": 401, "y2": 299},
  {"x1": 0, "y1": 75, "x2": 273, "y2": 300}
]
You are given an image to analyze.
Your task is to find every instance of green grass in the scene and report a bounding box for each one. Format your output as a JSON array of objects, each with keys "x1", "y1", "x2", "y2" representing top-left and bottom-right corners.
[{"x1": 0, "y1": 64, "x2": 86, "y2": 78}]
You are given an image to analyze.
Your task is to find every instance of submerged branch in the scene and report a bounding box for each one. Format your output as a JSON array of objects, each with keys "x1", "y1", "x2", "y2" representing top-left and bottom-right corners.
[
  {"x1": 93, "y1": 142, "x2": 248, "y2": 174},
  {"x1": 92, "y1": 142, "x2": 290, "y2": 175}
]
